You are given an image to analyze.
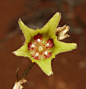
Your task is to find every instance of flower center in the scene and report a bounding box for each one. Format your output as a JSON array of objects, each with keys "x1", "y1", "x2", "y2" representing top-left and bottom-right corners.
[
  {"x1": 28, "y1": 34, "x2": 54, "y2": 60},
  {"x1": 38, "y1": 46, "x2": 43, "y2": 52}
]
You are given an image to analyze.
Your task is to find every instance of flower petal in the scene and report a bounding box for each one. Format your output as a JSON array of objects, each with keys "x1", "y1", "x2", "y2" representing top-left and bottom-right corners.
[
  {"x1": 18, "y1": 19, "x2": 37, "y2": 42},
  {"x1": 41, "y1": 12, "x2": 61, "y2": 37},
  {"x1": 53, "y1": 39, "x2": 77, "y2": 55},
  {"x1": 35, "y1": 58, "x2": 53, "y2": 76},
  {"x1": 13, "y1": 44, "x2": 30, "y2": 58}
]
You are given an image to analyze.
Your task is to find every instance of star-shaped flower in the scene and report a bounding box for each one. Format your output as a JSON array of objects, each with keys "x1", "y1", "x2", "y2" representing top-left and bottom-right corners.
[{"x1": 13, "y1": 12, "x2": 77, "y2": 76}]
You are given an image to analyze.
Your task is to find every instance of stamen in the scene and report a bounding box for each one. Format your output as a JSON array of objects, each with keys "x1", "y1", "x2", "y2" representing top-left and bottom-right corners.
[
  {"x1": 35, "y1": 53, "x2": 39, "y2": 57},
  {"x1": 28, "y1": 42, "x2": 32, "y2": 50},
  {"x1": 32, "y1": 53, "x2": 39, "y2": 60},
  {"x1": 46, "y1": 43, "x2": 49, "y2": 46},
  {"x1": 44, "y1": 52, "x2": 52, "y2": 59},
  {"x1": 44, "y1": 51, "x2": 48, "y2": 55},
  {"x1": 34, "y1": 34, "x2": 42, "y2": 41},
  {"x1": 46, "y1": 39, "x2": 54, "y2": 48},
  {"x1": 37, "y1": 39, "x2": 41, "y2": 42},
  {"x1": 31, "y1": 44, "x2": 35, "y2": 48}
]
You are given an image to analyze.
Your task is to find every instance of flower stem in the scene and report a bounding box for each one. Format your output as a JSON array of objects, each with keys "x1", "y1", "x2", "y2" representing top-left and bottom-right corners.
[{"x1": 17, "y1": 62, "x2": 34, "y2": 81}]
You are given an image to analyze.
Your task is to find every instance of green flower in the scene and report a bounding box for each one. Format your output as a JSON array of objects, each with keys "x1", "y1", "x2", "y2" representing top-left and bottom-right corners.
[{"x1": 13, "y1": 12, "x2": 77, "y2": 76}]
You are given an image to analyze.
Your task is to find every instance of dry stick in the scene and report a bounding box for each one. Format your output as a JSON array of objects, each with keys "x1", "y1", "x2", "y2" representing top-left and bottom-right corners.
[{"x1": 17, "y1": 62, "x2": 34, "y2": 81}]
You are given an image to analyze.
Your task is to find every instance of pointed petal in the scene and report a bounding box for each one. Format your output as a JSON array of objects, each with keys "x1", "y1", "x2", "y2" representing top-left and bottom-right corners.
[
  {"x1": 34, "y1": 58, "x2": 53, "y2": 76},
  {"x1": 53, "y1": 40, "x2": 77, "y2": 55},
  {"x1": 13, "y1": 44, "x2": 30, "y2": 57},
  {"x1": 18, "y1": 19, "x2": 37, "y2": 42},
  {"x1": 41, "y1": 12, "x2": 61, "y2": 37}
]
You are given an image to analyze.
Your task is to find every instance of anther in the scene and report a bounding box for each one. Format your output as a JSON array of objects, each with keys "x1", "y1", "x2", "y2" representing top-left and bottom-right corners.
[
  {"x1": 44, "y1": 51, "x2": 48, "y2": 55},
  {"x1": 46, "y1": 39, "x2": 54, "y2": 48},
  {"x1": 35, "y1": 53, "x2": 39, "y2": 57},
  {"x1": 34, "y1": 34, "x2": 42, "y2": 41},
  {"x1": 32, "y1": 53, "x2": 39, "y2": 60},
  {"x1": 37, "y1": 39, "x2": 41, "y2": 42},
  {"x1": 46, "y1": 43, "x2": 49, "y2": 47},
  {"x1": 44, "y1": 52, "x2": 52, "y2": 59},
  {"x1": 28, "y1": 42, "x2": 32, "y2": 50},
  {"x1": 31, "y1": 44, "x2": 35, "y2": 48}
]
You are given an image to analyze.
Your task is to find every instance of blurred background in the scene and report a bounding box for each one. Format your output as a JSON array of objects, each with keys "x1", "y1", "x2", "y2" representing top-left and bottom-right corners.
[{"x1": 0, "y1": 0, "x2": 86, "y2": 89}]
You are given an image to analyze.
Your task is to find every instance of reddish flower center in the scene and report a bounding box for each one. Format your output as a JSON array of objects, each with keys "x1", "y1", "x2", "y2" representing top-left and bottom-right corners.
[{"x1": 28, "y1": 34, "x2": 54, "y2": 60}]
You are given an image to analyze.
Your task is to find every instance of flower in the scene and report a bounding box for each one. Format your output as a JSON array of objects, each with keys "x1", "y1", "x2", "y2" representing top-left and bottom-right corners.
[
  {"x1": 13, "y1": 12, "x2": 77, "y2": 76},
  {"x1": 13, "y1": 79, "x2": 27, "y2": 89},
  {"x1": 56, "y1": 25, "x2": 70, "y2": 40}
]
